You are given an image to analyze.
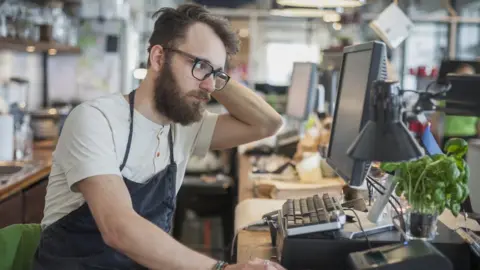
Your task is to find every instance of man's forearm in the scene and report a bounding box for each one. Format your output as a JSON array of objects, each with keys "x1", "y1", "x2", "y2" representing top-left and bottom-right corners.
[
  {"x1": 107, "y1": 211, "x2": 216, "y2": 270},
  {"x1": 212, "y1": 80, "x2": 282, "y2": 132}
]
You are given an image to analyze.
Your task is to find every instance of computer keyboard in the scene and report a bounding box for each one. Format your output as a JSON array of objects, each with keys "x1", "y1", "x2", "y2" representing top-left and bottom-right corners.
[{"x1": 280, "y1": 193, "x2": 346, "y2": 236}]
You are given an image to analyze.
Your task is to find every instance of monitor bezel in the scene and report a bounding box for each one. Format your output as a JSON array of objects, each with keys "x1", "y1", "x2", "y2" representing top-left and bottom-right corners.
[
  {"x1": 285, "y1": 62, "x2": 318, "y2": 121},
  {"x1": 436, "y1": 59, "x2": 480, "y2": 85},
  {"x1": 326, "y1": 41, "x2": 386, "y2": 186},
  {"x1": 441, "y1": 74, "x2": 480, "y2": 117}
]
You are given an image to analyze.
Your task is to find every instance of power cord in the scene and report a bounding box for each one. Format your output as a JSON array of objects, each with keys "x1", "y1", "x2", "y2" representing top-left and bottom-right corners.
[
  {"x1": 229, "y1": 219, "x2": 271, "y2": 262},
  {"x1": 366, "y1": 180, "x2": 373, "y2": 206},
  {"x1": 343, "y1": 208, "x2": 372, "y2": 249},
  {"x1": 367, "y1": 177, "x2": 403, "y2": 211},
  {"x1": 366, "y1": 177, "x2": 406, "y2": 233}
]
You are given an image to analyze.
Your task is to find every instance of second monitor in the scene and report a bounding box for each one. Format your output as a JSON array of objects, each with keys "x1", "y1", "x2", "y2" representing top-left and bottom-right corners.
[
  {"x1": 326, "y1": 41, "x2": 387, "y2": 187},
  {"x1": 285, "y1": 62, "x2": 318, "y2": 121}
]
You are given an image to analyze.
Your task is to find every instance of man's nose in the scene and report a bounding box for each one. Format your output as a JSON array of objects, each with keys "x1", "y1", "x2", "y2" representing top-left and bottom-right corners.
[{"x1": 199, "y1": 74, "x2": 215, "y2": 93}]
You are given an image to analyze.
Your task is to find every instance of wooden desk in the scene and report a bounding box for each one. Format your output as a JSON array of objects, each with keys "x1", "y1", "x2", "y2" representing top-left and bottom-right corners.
[
  {"x1": 0, "y1": 141, "x2": 53, "y2": 201},
  {"x1": 236, "y1": 153, "x2": 275, "y2": 262},
  {"x1": 0, "y1": 141, "x2": 54, "y2": 227},
  {"x1": 235, "y1": 153, "x2": 477, "y2": 265}
]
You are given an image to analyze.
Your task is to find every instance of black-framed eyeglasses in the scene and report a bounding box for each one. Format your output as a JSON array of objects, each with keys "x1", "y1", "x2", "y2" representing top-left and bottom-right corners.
[{"x1": 164, "y1": 48, "x2": 230, "y2": 91}]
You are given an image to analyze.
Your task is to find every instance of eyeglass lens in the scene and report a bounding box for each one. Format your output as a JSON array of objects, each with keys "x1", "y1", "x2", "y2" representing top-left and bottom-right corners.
[{"x1": 192, "y1": 60, "x2": 228, "y2": 90}]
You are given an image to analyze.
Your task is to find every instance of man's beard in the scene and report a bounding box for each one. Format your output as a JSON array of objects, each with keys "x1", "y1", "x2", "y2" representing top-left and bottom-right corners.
[{"x1": 153, "y1": 62, "x2": 210, "y2": 126}]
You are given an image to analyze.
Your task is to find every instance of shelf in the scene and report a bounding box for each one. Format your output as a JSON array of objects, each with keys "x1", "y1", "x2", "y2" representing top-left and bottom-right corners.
[{"x1": 0, "y1": 37, "x2": 81, "y2": 55}]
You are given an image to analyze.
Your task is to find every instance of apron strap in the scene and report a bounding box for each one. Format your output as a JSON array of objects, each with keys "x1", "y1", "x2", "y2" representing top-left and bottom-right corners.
[
  {"x1": 168, "y1": 125, "x2": 175, "y2": 164},
  {"x1": 120, "y1": 90, "x2": 136, "y2": 171}
]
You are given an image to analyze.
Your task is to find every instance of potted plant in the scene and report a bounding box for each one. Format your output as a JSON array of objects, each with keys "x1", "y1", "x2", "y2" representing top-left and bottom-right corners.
[{"x1": 380, "y1": 138, "x2": 470, "y2": 240}]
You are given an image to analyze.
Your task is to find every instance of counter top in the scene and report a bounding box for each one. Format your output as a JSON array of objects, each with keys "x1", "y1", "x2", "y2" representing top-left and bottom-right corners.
[
  {"x1": 0, "y1": 141, "x2": 54, "y2": 201},
  {"x1": 236, "y1": 153, "x2": 276, "y2": 262},
  {"x1": 235, "y1": 152, "x2": 478, "y2": 265}
]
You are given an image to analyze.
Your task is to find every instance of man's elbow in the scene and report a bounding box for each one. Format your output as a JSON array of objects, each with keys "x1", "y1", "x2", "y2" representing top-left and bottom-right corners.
[
  {"x1": 100, "y1": 213, "x2": 134, "y2": 251},
  {"x1": 101, "y1": 223, "x2": 125, "y2": 250},
  {"x1": 262, "y1": 114, "x2": 283, "y2": 137}
]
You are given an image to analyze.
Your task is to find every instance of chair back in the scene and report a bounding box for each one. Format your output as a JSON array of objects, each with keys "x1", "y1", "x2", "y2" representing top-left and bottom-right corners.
[{"x1": 0, "y1": 224, "x2": 41, "y2": 270}]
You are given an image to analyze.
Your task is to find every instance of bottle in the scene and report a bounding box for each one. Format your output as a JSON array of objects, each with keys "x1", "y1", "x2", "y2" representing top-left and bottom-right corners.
[{"x1": 14, "y1": 115, "x2": 33, "y2": 161}]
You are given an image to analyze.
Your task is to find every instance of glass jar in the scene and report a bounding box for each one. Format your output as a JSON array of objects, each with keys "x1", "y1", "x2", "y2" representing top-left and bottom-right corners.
[{"x1": 406, "y1": 207, "x2": 439, "y2": 241}]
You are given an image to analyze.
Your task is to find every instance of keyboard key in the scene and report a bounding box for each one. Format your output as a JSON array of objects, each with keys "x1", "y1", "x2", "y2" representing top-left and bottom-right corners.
[
  {"x1": 313, "y1": 195, "x2": 325, "y2": 212},
  {"x1": 283, "y1": 200, "x2": 291, "y2": 216},
  {"x1": 309, "y1": 213, "x2": 319, "y2": 224},
  {"x1": 300, "y1": 200, "x2": 309, "y2": 215},
  {"x1": 287, "y1": 220, "x2": 296, "y2": 227},
  {"x1": 294, "y1": 199, "x2": 301, "y2": 215},
  {"x1": 295, "y1": 217, "x2": 303, "y2": 225},
  {"x1": 330, "y1": 212, "x2": 338, "y2": 222},
  {"x1": 323, "y1": 194, "x2": 335, "y2": 212},
  {"x1": 306, "y1": 197, "x2": 316, "y2": 213},
  {"x1": 317, "y1": 211, "x2": 328, "y2": 223},
  {"x1": 303, "y1": 216, "x2": 311, "y2": 224}
]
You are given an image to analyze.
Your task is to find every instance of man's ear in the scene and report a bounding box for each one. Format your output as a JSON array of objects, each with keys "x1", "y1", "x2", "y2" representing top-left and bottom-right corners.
[{"x1": 149, "y1": 45, "x2": 165, "y2": 72}]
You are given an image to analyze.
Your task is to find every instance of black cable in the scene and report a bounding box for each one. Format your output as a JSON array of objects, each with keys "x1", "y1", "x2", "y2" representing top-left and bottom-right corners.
[
  {"x1": 367, "y1": 176, "x2": 403, "y2": 214},
  {"x1": 425, "y1": 81, "x2": 437, "y2": 93},
  {"x1": 343, "y1": 208, "x2": 372, "y2": 249},
  {"x1": 367, "y1": 179, "x2": 401, "y2": 221},
  {"x1": 366, "y1": 177, "x2": 402, "y2": 212},
  {"x1": 229, "y1": 219, "x2": 269, "y2": 262},
  {"x1": 366, "y1": 178, "x2": 405, "y2": 233},
  {"x1": 366, "y1": 180, "x2": 373, "y2": 206}
]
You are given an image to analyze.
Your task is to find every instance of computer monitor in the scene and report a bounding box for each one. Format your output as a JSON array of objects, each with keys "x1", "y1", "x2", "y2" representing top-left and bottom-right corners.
[
  {"x1": 441, "y1": 74, "x2": 480, "y2": 117},
  {"x1": 285, "y1": 62, "x2": 318, "y2": 121},
  {"x1": 437, "y1": 59, "x2": 480, "y2": 85},
  {"x1": 319, "y1": 69, "x2": 339, "y2": 115},
  {"x1": 326, "y1": 41, "x2": 387, "y2": 187}
]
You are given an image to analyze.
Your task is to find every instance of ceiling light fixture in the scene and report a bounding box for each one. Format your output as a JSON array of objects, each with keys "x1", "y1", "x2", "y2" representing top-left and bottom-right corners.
[
  {"x1": 270, "y1": 8, "x2": 339, "y2": 18},
  {"x1": 323, "y1": 12, "x2": 341, "y2": 22},
  {"x1": 276, "y1": 0, "x2": 364, "y2": 8}
]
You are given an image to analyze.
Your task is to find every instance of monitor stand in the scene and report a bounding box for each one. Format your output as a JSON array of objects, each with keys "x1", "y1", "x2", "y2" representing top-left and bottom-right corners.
[
  {"x1": 341, "y1": 210, "x2": 395, "y2": 239},
  {"x1": 342, "y1": 174, "x2": 397, "y2": 239}
]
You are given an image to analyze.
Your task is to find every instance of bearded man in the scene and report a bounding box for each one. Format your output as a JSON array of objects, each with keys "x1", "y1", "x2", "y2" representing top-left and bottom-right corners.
[{"x1": 33, "y1": 4, "x2": 284, "y2": 270}]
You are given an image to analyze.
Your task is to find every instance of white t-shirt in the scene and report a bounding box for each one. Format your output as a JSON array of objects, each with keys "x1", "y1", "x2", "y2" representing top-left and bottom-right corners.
[{"x1": 41, "y1": 93, "x2": 218, "y2": 228}]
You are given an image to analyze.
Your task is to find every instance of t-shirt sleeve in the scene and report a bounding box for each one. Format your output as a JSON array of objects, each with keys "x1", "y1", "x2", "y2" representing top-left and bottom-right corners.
[
  {"x1": 54, "y1": 104, "x2": 122, "y2": 192},
  {"x1": 190, "y1": 110, "x2": 219, "y2": 157}
]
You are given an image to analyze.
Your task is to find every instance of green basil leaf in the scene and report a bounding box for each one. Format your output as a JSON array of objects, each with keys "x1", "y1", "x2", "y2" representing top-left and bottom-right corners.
[
  {"x1": 380, "y1": 162, "x2": 400, "y2": 172},
  {"x1": 431, "y1": 154, "x2": 446, "y2": 161},
  {"x1": 463, "y1": 163, "x2": 470, "y2": 184},
  {"x1": 454, "y1": 183, "x2": 464, "y2": 202},
  {"x1": 433, "y1": 188, "x2": 445, "y2": 204},
  {"x1": 444, "y1": 138, "x2": 468, "y2": 158},
  {"x1": 446, "y1": 159, "x2": 461, "y2": 183},
  {"x1": 460, "y1": 184, "x2": 470, "y2": 203},
  {"x1": 456, "y1": 159, "x2": 466, "y2": 172},
  {"x1": 434, "y1": 181, "x2": 446, "y2": 188},
  {"x1": 395, "y1": 183, "x2": 404, "y2": 197},
  {"x1": 451, "y1": 203, "x2": 461, "y2": 217}
]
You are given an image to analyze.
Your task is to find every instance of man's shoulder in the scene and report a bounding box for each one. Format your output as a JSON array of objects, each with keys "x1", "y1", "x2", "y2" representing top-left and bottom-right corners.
[
  {"x1": 80, "y1": 93, "x2": 126, "y2": 111},
  {"x1": 67, "y1": 94, "x2": 127, "y2": 122}
]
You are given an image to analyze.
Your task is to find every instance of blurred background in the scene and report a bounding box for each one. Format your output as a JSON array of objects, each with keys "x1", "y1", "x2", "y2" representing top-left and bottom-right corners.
[
  {"x1": 0, "y1": 0, "x2": 479, "y2": 262},
  {"x1": 0, "y1": 0, "x2": 478, "y2": 112}
]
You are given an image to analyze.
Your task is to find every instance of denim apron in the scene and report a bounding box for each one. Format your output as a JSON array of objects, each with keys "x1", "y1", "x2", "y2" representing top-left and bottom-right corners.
[{"x1": 33, "y1": 89, "x2": 177, "y2": 269}]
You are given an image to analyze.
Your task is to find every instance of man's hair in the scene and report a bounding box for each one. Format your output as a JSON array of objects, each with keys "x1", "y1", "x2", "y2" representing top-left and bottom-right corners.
[{"x1": 147, "y1": 4, "x2": 239, "y2": 66}]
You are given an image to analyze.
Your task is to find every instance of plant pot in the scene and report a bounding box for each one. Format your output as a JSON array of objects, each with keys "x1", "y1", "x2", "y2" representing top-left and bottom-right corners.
[{"x1": 406, "y1": 209, "x2": 438, "y2": 241}]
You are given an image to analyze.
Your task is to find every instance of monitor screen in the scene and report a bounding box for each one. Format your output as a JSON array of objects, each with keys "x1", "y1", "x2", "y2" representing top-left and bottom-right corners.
[
  {"x1": 286, "y1": 63, "x2": 317, "y2": 120},
  {"x1": 329, "y1": 51, "x2": 371, "y2": 182},
  {"x1": 327, "y1": 41, "x2": 386, "y2": 186}
]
